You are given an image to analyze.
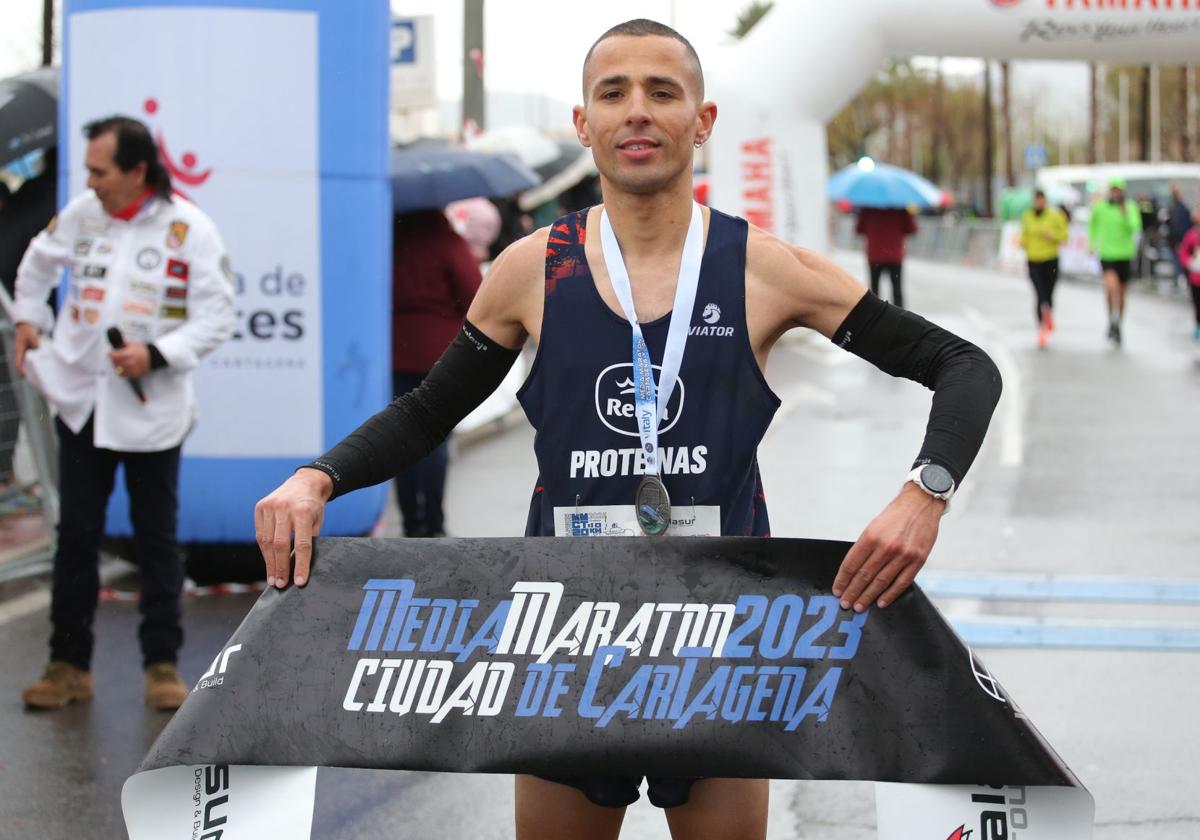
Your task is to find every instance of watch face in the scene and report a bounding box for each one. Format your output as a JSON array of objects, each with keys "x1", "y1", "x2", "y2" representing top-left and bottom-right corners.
[{"x1": 922, "y1": 464, "x2": 954, "y2": 495}]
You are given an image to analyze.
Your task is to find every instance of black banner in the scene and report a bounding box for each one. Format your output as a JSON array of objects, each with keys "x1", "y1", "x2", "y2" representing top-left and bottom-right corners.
[{"x1": 138, "y1": 537, "x2": 1079, "y2": 787}]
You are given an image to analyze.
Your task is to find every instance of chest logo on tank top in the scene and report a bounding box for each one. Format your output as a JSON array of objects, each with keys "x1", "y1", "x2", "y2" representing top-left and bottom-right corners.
[
  {"x1": 688, "y1": 301, "x2": 734, "y2": 337},
  {"x1": 595, "y1": 363, "x2": 685, "y2": 437}
]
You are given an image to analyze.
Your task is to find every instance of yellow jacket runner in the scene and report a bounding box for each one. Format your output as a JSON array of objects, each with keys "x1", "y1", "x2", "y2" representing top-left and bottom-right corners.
[{"x1": 1019, "y1": 207, "x2": 1069, "y2": 263}]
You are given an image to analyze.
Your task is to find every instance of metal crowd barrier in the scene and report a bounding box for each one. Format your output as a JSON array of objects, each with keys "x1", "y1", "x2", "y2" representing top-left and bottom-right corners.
[
  {"x1": 832, "y1": 215, "x2": 1009, "y2": 271},
  {"x1": 833, "y1": 214, "x2": 1186, "y2": 294},
  {"x1": 0, "y1": 285, "x2": 59, "y2": 583}
]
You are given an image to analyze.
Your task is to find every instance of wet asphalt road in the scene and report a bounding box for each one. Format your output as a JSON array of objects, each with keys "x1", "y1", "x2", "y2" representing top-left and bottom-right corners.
[{"x1": 0, "y1": 252, "x2": 1197, "y2": 839}]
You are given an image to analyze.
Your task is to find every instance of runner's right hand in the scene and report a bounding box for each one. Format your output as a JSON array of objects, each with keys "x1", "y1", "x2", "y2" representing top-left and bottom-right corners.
[
  {"x1": 13, "y1": 322, "x2": 40, "y2": 377},
  {"x1": 254, "y1": 468, "x2": 333, "y2": 589}
]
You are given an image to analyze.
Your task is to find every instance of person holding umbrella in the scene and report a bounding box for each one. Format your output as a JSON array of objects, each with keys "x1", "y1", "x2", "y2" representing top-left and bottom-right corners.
[
  {"x1": 390, "y1": 208, "x2": 483, "y2": 537},
  {"x1": 855, "y1": 205, "x2": 918, "y2": 309},
  {"x1": 386, "y1": 144, "x2": 533, "y2": 536},
  {"x1": 830, "y1": 158, "x2": 938, "y2": 310}
]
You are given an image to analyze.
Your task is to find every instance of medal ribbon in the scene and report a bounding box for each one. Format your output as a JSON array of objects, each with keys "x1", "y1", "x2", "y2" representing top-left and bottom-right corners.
[{"x1": 599, "y1": 202, "x2": 704, "y2": 476}]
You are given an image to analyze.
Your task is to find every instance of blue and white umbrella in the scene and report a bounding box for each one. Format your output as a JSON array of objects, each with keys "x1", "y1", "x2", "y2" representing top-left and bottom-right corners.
[
  {"x1": 828, "y1": 158, "x2": 942, "y2": 209},
  {"x1": 390, "y1": 146, "x2": 541, "y2": 212}
]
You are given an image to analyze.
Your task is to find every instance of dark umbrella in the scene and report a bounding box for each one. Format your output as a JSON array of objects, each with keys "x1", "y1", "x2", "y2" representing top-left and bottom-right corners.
[
  {"x1": 0, "y1": 67, "x2": 58, "y2": 169},
  {"x1": 519, "y1": 141, "x2": 596, "y2": 212},
  {"x1": 535, "y1": 140, "x2": 588, "y2": 181},
  {"x1": 390, "y1": 146, "x2": 540, "y2": 212}
]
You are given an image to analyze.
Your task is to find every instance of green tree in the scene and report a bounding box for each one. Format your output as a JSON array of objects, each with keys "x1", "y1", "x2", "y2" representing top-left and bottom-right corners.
[{"x1": 730, "y1": 1, "x2": 774, "y2": 39}]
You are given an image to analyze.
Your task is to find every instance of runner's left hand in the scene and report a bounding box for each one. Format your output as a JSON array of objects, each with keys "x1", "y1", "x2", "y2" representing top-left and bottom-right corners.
[{"x1": 832, "y1": 482, "x2": 946, "y2": 612}]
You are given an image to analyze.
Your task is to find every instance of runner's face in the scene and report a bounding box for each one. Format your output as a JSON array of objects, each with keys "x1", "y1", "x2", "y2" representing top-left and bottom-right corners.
[
  {"x1": 85, "y1": 132, "x2": 146, "y2": 216},
  {"x1": 574, "y1": 35, "x2": 715, "y2": 196}
]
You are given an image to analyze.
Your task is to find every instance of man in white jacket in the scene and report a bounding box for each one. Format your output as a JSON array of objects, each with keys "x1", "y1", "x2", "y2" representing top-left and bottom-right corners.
[{"x1": 12, "y1": 116, "x2": 235, "y2": 711}]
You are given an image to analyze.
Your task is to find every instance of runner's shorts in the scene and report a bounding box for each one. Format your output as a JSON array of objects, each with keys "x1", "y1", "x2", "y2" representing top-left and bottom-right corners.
[
  {"x1": 537, "y1": 774, "x2": 699, "y2": 808},
  {"x1": 1101, "y1": 259, "x2": 1132, "y2": 284}
]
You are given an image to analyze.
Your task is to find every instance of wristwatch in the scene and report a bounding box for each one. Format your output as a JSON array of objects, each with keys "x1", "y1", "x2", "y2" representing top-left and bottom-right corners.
[{"x1": 906, "y1": 463, "x2": 956, "y2": 503}]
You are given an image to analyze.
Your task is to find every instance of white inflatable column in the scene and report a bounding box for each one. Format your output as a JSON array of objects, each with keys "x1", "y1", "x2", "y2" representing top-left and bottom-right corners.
[{"x1": 707, "y1": 0, "x2": 882, "y2": 250}]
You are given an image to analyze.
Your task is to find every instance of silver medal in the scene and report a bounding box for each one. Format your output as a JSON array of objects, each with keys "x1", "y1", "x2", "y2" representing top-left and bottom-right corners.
[{"x1": 636, "y1": 475, "x2": 671, "y2": 536}]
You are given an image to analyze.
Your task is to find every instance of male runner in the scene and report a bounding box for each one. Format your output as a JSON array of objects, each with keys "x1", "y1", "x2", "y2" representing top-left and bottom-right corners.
[{"x1": 255, "y1": 19, "x2": 1001, "y2": 840}]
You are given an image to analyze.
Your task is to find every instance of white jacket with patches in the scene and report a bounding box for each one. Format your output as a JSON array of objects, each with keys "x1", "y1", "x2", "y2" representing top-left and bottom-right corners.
[{"x1": 13, "y1": 189, "x2": 236, "y2": 451}]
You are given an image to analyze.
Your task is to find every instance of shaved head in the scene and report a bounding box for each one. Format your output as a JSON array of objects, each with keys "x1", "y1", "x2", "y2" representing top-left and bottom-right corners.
[{"x1": 582, "y1": 18, "x2": 705, "y2": 101}]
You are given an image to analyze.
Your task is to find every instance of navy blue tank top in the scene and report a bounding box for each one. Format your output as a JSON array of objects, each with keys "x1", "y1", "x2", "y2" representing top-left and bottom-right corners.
[{"x1": 518, "y1": 207, "x2": 780, "y2": 538}]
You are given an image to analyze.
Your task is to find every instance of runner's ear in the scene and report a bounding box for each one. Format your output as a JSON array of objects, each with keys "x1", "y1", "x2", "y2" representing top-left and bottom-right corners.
[{"x1": 572, "y1": 105, "x2": 592, "y2": 148}]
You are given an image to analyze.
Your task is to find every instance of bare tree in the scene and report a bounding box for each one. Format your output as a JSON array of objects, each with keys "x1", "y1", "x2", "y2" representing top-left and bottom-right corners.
[
  {"x1": 1088, "y1": 63, "x2": 1099, "y2": 164},
  {"x1": 1179, "y1": 66, "x2": 1190, "y2": 161},
  {"x1": 1138, "y1": 64, "x2": 1150, "y2": 162},
  {"x1": 1001, "y1": 62, "x2": 1014, "y2": 188},
  {"x1": 983, "y1": 62, "x2": 994, "y2": 217},
  {"x1": 929, "y1": 59, "x2": 944, "y2": 184}
]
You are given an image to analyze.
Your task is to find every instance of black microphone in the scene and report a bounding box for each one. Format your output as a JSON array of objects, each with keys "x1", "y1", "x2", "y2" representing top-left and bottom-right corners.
[{"x1": 106, "y1": 326, "x2": 147, "y2": 403}]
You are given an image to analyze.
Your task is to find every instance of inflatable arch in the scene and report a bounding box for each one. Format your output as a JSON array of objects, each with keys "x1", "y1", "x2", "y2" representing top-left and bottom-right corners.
[{"x1": 707, "y1": 0, "x2": 1200, "y2": 250}]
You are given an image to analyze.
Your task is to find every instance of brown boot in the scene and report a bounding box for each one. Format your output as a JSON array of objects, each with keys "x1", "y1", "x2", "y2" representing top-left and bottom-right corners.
[
  {"x1": 144, "y1": 662, "x2": 189, "y2": 711},
  {"x1": 22, "y1": 661, "x2": 93, "y2": 710}
]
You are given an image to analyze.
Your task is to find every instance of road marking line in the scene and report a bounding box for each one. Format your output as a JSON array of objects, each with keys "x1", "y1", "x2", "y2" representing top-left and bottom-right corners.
[
  {"x1": 0, "y1": 589, "x2": 50, "y2": 626},
  {"x1": 963, "y1": 306, "x2": 1023, "y2": 466},
  {"x1": 923, "y1": 574, "x2": 1200, "y2": 604},
  {"x1": 0, "y1": 559, "x2": 133, "y2": 627},
  {"x1": 951, "y1": 618, "x2": 1200, "y2": 651}
]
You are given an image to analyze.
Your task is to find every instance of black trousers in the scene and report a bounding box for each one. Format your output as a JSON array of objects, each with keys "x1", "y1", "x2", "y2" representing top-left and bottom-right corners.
[
  {"x1": 50, "y1": 416, "x2": 183, "y2": 670},
  {"x1": 393, "y1": 372, "x2": 449, "y2": 537},
  {"x1": 1028, "y1": 258, "x2": 1059, "y2": 324},
  {"x1": 1190, "y1": 283, "x2": 1200, "y2": 327},
  {"x1": 0, "y1": 336, "x2": 19, "y2": 481},
  {"x1": 868, "y1": 261, "x2": 904, "y2": 309}
]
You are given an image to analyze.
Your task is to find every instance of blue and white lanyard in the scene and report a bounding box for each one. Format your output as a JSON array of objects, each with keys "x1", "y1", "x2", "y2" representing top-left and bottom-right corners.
[{"x1": 598, "y1": 202, "x2": 704, "y2": 475}]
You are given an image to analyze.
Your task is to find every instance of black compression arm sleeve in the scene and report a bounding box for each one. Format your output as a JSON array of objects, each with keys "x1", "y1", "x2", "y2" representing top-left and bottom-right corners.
[
  {"x1": 830, "y1": 291, "x2": 1002, "y2": 485},
  {"x1": 304, "y1": 320, "x2": 520, "y2": 499}
]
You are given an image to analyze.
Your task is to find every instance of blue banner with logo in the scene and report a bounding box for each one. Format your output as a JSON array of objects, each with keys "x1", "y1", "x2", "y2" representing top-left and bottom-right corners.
[
  {"x1": 122, "y1": 537, "x2": 1094, "y2": 838},
  {"x1": 62, "y1": 0, "x2": 391, "y2": 542}
]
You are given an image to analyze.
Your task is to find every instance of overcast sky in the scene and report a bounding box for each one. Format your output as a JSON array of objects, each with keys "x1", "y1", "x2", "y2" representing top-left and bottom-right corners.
[{"x1": 2, "y1": 1, "x2": 1088, "y2": 142}]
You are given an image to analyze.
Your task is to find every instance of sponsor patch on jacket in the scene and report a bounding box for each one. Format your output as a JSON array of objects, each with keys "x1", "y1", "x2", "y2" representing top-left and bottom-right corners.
[
  {"x1": 81, "y1": 264, "x2": 106, "y2": 279},
  {"x1": 164, "y1": 285, "x2": 188, "y2": 300},
  {"x1": 70, "y1": 305, "x2": 80, "y2": 322},
  {"x1": 128, "y1": 280, "x2": 159, "y2": 298},
  {"x1": 74, "y1": 238, "x2": 92, "y2": 256},
  {"x1": 80, "y1": 218, "x2": 109, "y2": 236},
  {"x1": 83, "y1": 308, "x2": 101, "y2": 325},
  {"x1": 81, "y1": 286, "x2": 105, "y2": 302},
  {"x1": 167, "y1": 220, "x2": 189, "y2": 249},
  {"x1": 159, "y1": 304, "x2": 188, "y2": 320},
  {"x1": 96, "y1": 241, "x2": 113, "y2": 255},
  {"x1": 121, "y1": 321, "x2": 153, "y2": 342},
  {"x1": 166, "y1": 258, "x2": 189, "y2": 281},
  {"x1": 123, "y1": 300, "x2": 155, "y2": 316},
  {"x1": 137, "y1": 248, "x2": 162, "y2": 270}
]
